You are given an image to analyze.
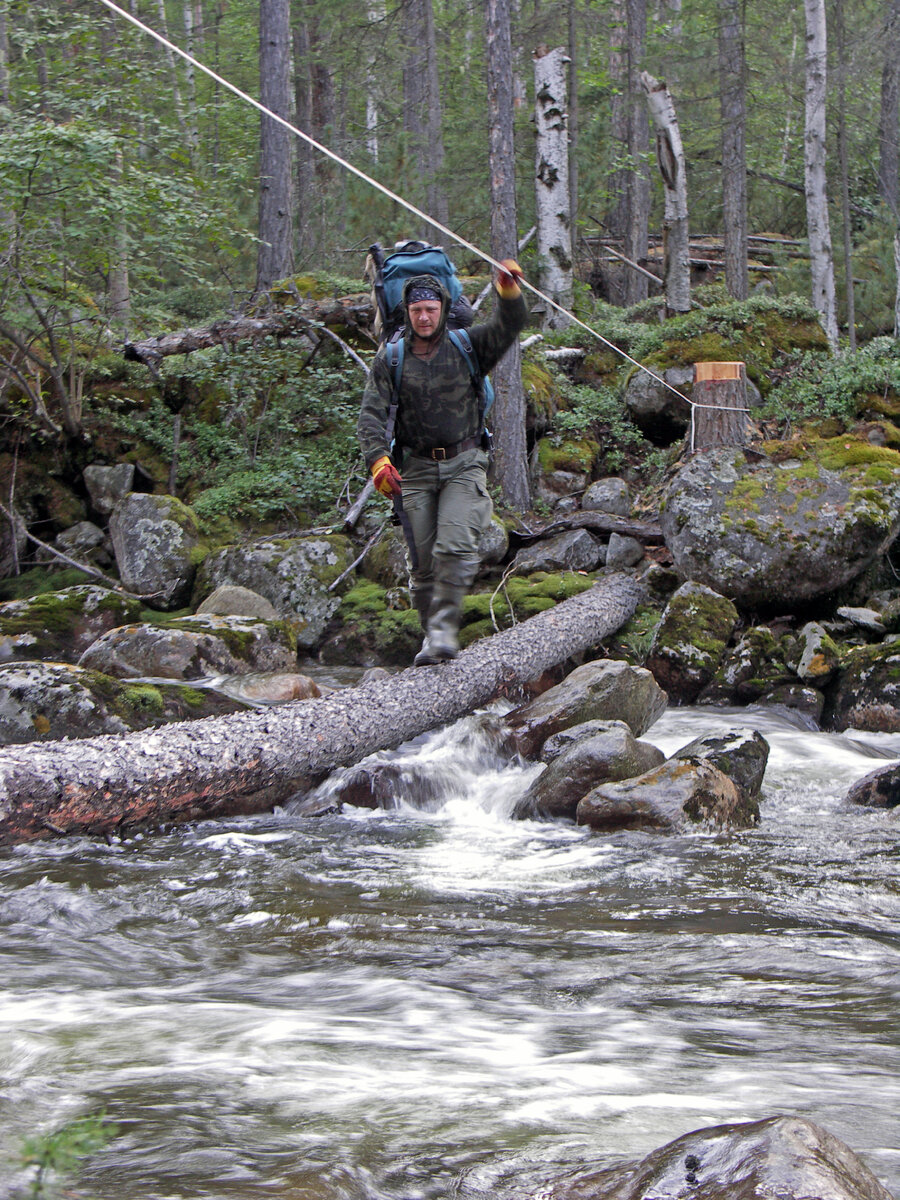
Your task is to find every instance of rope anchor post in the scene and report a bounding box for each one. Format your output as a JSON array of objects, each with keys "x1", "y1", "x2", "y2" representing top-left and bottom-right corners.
[{"x1": 690, "y1": 361, "x2": 750, "y2": 452}]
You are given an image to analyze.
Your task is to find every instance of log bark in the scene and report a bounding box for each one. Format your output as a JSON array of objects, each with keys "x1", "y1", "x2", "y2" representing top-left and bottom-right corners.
[
  {"x1": 533, "y1": 45, "x2": 574, "y2": 329},
  {"x1": 510, "y1": 510, "x2": 663, "y2": 548},
  {"x1": 123, "y1": 297, "x2": 376, "y2": 368},
  {"x1": 0, "y1": 573, "x2": 642, "y2": 846}
]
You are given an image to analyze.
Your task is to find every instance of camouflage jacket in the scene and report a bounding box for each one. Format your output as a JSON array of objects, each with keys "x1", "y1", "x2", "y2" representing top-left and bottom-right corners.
[{"x1": 357, "y1": 275, "x2": 528, "y2": 467}]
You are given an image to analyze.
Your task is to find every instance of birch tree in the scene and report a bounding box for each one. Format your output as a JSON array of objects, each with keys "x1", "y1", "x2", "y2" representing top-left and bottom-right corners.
[
  {"x1": 486, "y1": 0, "x2": 530, "y2": 512},
  {"x1": 803, "y1": 0, "x2": 838, "y2": 350},
  {"x1": 624, "y1": 0, "x2": 651, "y2": 306},
  {"x1": 533, "y1": 46, "x2": 573, "y2": 329},
  {"x1": 257, "y1": 0, "x2": 294, "y2": 291},
  {"x1": 718, "y1": 0, "x2": 748, "y2": 301},
  {"x1": 878, "y1": 0, "x2": 900, "y2": 214},
  {"x1": 640, "y1": 71, "x2": 690, "y2": 314}
]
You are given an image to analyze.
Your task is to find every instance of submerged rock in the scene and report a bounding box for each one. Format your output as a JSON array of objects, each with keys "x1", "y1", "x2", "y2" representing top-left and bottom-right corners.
[
  {"x1": 505, "y1": 659, "x2": 668, "y2": 758},
  {"x1": 533, "y1": 1114, "x2": 894, "y2": 1200}
]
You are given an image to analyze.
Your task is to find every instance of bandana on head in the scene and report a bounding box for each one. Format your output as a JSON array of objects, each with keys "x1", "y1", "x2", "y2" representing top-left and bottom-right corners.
[{"x1": 407, "y1": 285, "x2": 441, "y2": 304}]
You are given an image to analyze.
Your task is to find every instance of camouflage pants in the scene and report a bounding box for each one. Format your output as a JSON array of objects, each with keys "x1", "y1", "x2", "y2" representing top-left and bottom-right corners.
[{"x1": 400, "y1": 447, "x2": 492, "y2": 587}]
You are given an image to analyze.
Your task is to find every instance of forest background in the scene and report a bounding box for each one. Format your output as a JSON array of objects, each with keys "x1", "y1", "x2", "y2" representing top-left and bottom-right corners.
[{"x1": 2, "y1": 0, "x2": 900, "y2": 542}]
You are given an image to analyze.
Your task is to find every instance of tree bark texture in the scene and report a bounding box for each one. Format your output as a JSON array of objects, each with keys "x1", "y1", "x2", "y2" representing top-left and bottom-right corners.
[
  {"x1": 624, "y1": 0, "x2": 650, "y2": 306},
  {"x1": 485, "y1": 0, "x2": 531, "y2": 512},
  {"x1": 690, "y1": 362, "x2": 749, "y2": 449},
  {"x1": 803, "y1": 0, "x2": 839, "y2": 350},
  {"x1": 878, "y1": 0, "x2": 900, "y2": 215},
  {"x1": 533, "y1": 46, "x2": 574, "y2": 329},
  {"x1": 894, "y1": 228, "x2": 900, "y2": 337},
  {"x1": 256, "y1": 0, "x2": 294, "y2": 292},
  {"x1": 834, "y1": 0, "x2": 856, "y2": 351},
  {"x1": 0, "y1": 575, "x2": 642, "y2": 846},
  {"x1": 640, "y1": 71, "x2": 690, "y2": 315},
  {"x1": 718, "y1": 0, "x2": 749, "y2": 301}
]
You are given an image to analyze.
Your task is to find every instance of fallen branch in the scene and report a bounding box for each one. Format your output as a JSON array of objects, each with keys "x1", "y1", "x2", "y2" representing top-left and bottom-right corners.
[
  {"x1": 510, "y1": 510, "x2": 664, "y2": 547},
  {"x1": 0, "y1": 572, "x2": 642, "y2": 845}
]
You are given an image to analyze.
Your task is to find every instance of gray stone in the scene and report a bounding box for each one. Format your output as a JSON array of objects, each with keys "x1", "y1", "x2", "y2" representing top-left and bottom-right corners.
[
  {"x1": 109, "y1": 493, "x2": 200, "y2": 609},
  {"x1": 195, "y1": 534, "x2": 356, "y2": 649},
  {"x1": 513, "y1": 720, "x2": 665, "y2": 821},
  {"x1": 536, "y1": 1115, "x2": 894, "y2": 1200},
  {"x1": 79, "y1": 615, "x2": 297, "y2": 680},
  {"x1": 506, "y1": 659, "x2": 668, "y2": 758},
  {"x1": 660, "y1": 447, "x2": 900, "y2": 608},
  {"x1": 845, "y1": 762, "x2": 900, "y2": 808},
  {"x1": 826, "y1": 639, "x2": 900, "y2": 731},
  {"x1": 836, "y1": 605, "x2": 887, "y2": 637},
  {"x1": 83, "y1": 463, "x2": 135, "y2": 516},
  {"x1": 796, "y1": 621, "x2": 841, "y2": 684},
  {"x1": 0, "y1": 661, "x2": 129, "y2": 743},
  {"x1": 673, "y1": 727, "x2": 770, "y2": 799},
  {"x1": 605, "y1": 531, "x2": 644, "y2": 568},
  {"x1": 511, "y1": 528, "x2": 604, "y2": 574},
  {"x1": 624, "y1": 363, "x2": 693, "y2": 441},
  {"x1": 0, "y1": 585, "x2": 142, "y2": 664},
  {"x1": 582, "y1": 477, "x2": 632, "y2": 516},
  {"x1": 477, "y1": 516, "x2": 509, "y2": 568},
  {"x1": 196, "y1": 584, "x2": 279, "y2": 621},
  {"x1": 576, "y1": 756, "x2": 758, "y2": 833},
  {"x1": 644, "y1": 580, "x2": 739, "y2": 704}
]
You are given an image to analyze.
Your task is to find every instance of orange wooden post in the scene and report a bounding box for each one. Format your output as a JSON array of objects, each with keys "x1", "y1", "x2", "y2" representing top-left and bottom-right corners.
[{"x1": 691, "y1": 361, "x2": 749, "y2": 449}]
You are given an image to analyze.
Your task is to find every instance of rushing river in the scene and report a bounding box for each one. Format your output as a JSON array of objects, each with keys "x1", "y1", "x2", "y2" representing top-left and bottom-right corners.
[{"x1": 1, "y1": 701, "x2": 899, "y2": 1200}]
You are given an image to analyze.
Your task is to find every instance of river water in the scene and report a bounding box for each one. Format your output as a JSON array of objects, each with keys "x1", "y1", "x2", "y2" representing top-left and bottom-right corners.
[{"x1": 1, "y1": 701, "x2": 899, "y2": 1199}]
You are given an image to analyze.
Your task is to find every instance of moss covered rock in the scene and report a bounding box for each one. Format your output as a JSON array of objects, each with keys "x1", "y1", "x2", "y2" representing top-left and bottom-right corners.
[
  {"x1": 0, "y1": 585, "x2": 142, "y2": 664},
  {"x1": 110, "y1": 492, "x2": 201, "y2": 609},
  {"x1": 644, "y1": 581, "x2": 739, "y2": 704}
]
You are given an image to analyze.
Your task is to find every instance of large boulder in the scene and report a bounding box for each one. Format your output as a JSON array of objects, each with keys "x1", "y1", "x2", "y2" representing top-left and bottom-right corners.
[
  {"x1": 582, "y1": 477, "x2": 632, "y2": 516},
  {"x1": 78, "y1": 614, "x2": 297, "y2": 680},
  {"x1": 576, "y1": 756, "x2": 758, "y2": 833},
  {"x1": 644, "y1": 581, "x2": 739, "y2": 704},
  {"x1": 534, "y1": 1114, "x2": 894, "y2": 1200},
  {"x1": 83, "y1": 463, "x2": 135, "y2": 516},
  {"x1": 0, "y1": 660, "x2": 244, "y2": 744},
  {"x1": 0, "y1": 586, "x2": 141, "y2": 663},
  {"x1": 109, "y1": 493, "x2": 200, "y2": 609},
  {"x1": 512, "y1": 720, "x2": 665, "y2": 821},
  {"x1": 826, "y1": 639, "x2": 900, "y2": 731},
  {"x1": 196, "y1": 584, "x2": 279, "y2": 621},
  {"x1": 659, "y1": 446, "x2": 900, "y2": 608},
  {"x1": 195, "y1": 534, "x2": 355, "y2": 649},
  {"x1": 505, "y1": 659, "x2": 668, "y2": 758},
  {"x1": 511, "y1": 529, "x2": 605, "y2": 575},
  {"x1": 673, "y1": 727, "x2": 770, "y2": 800}
]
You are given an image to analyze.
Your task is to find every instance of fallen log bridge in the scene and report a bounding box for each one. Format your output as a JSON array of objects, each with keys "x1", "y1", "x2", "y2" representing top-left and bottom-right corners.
[{"x1": 0, "y1": 574, "x2": 642, "y2": 846}]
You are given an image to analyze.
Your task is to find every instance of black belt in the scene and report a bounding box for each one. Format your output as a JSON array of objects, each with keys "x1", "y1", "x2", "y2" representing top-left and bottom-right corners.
[{"x1": 414, "y1": 435, "x2": 481, "y2": 462}]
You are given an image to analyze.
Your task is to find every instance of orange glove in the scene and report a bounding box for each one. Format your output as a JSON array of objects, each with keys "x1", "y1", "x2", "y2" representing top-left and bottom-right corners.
[
  {"x1": 372, "y1": 455, "x2": 402, "y2": 498},
  {"x1": 496, "y1": 258, "x2": 524, "y2": 298}
]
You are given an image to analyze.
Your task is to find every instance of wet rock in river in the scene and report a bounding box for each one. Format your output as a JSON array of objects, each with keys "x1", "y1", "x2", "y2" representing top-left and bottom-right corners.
[
  {"x1": 512, "y1": 720, "x2": 665, "y2": 821},
  {"x1": 533, "y1": 1114, "x2": 894, "y2": 1200},
  {"x1": 825, "y1": 638, "x2": 900, "y2": 731},
  {"x1": 672, "y1": 727, "x2": 770, "y2": 800},
  {"x1": 845, "y1": 762, "x2": 900, "y2": 808},
  {"x1": 644, "y1": 580, "x2": 739, "y2": 705},
  {"x1": 506, "y1": 659, "x2": 668, "y2": 759},
  {"x1": 576, "y1": 756, "x2": 756, "y2": 833}
]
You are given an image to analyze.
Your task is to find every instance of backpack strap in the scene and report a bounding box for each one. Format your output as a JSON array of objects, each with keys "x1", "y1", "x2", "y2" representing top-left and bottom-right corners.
[
  {"x1": 448, "y1": 328, "x2": 492, "y2": 423},
  {"x1": 384, "y1": 334, "x2": 405, "y2": 454}
]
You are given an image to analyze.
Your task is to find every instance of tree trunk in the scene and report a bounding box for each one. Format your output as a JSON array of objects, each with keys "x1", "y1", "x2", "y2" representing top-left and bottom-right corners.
[
  {"x1": 718, "y1": 0, "x2": 749, "y2": 301},
  {"x1": 365, "y1": 3, "x2": 384, "y2": 161},
  {"x1": 834, "y1": 0, "x2": 856, "y2": 350},
  {"x1": 878, "y1": 0, "x2": 900, "y2": 215},
  {"x1": 607, "y1": 0, "x2": 629, "y2": 275},
  {"x1": 485, "y1": 0, "x2": 531, "y2": 512},
  {"x1": 422, "y1": 0, "x2": 448, "y2": 235},
  {"x1": 256, "y1": 0, "x2": 294, "y2": 292},
  {"x1": 640, "y1": 70, "x2": 690, "y2": 315},
  {"x1": 182, "y1": 0, "x2": 200, "y2": 162},
  {"x1": 0, "y1": 1, "x2": 9, "y2": 107},
  {"x1": 567, "y1": 0, "x2": 579, "y2": 235},
  {"x1": 624, "y1": 0, "x2": 650, "y2": 306},
  {"x1": 293, "y1": 14, "x2": 316, "y2": 262},
  {"x1": 533, "y1": 46, "x2": 574, "y2": 329},
  {"x1": 803, "y1": 0, "x2": 838, "y2": 350},
  {"x1": 894, "y1": 226, "x2": 900, "y2": 337},
  {"x1": 155, "y1": 0, "x2": 187, "y2": 133},
  {"x1": 108, "y1": 151, "x2": 131, "y2": 332},
  {"x1": 0, "y1": 575, "x2": 642, "y2": 846},
  {"x1": 690, "y1": 362, "x2": 749, "y2": 450}
]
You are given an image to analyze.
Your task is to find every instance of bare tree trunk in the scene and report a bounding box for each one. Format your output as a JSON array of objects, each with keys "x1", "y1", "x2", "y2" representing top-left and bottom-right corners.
[
  {"x1": 0, "y1": 576, "x2": 641, "y2": 846},
  {"x1": 624, "y1": 0, "x2": 650, "y2": 306},
  {"x1": 0, "y1": 1, "x2": 9, "y2": 107},
  {"x1": 878, "y1": 0, "x2": 900, "y2": 215},
  {"x1": 293, "y1": 15, "x2": 316, "y2": 262},
  {"x1": 834, "y1": 0, "x2": 856, "y2": 350},
  {"x1": 155, "y1": 0, "x2": 187, "y2": 132},
  {"x1": 365, "y1": 3, "x2": 383, "y2": 161},
  {"x1": 607, "y1": 0, "x2": 629, "y2": 270},
  {"x1": 256, "y1": 0, "x2": 294, "y2": 292},
  {"x1": 894, "y1": 227, "x2": 900, "y2": 336},
  {"x1": 640, "y1": 71, "x2": 690, "y2": 315},
  {"x1": 182, "y1": 0, "x2": 200, "y2": 162},
  {"x1": 803, "y1": 0, "x2": 839, "y2": 350},
  {"x1": 534, "y1": 46, "x2": 574, "y2": 329},
  {"x1": 486, "y1": 0, "x2": 531, "y2": 512},
  {"x1": 718, "y1": 0, "x2": 749, "y2": 301},
  {"x1": 567, "y1": 0, "x2": 579, "y2": 235},
  {"x1": 108, "y1": 151, "x2": 131, "y2": 332}
]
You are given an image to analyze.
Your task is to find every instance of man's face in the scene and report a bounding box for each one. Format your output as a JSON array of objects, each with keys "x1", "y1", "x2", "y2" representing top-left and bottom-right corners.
[{"x1": 408, "y1": 300, "x2": 442, "y2": 339}]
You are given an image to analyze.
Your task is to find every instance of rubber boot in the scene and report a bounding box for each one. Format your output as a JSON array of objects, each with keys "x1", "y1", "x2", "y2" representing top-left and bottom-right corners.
[
  {"x1": 410, "y1": 584, "x2": 433, "y2": 631},
  {"x1": 413, "y1": 556, "x2": 477, "y2": 667}
]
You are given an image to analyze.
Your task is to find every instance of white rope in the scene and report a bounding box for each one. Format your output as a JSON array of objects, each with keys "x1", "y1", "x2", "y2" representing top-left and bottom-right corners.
[{"x1": 95, "y1": 0, "x2": 713, "y2": 413}]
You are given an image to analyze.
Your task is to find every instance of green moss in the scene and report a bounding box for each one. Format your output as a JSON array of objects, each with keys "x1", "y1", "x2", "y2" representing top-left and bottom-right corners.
[
  {"x1": 521, "y1": 360, "x2": 559, "y2": 420},
  {"x1": 815, "y1": 437, "x2": 900, "y2": 471},
  {"x1": 0, "y1": 567, "x2": 93, "y2": 603},
  {"x1": 536, "y1": 435, "x2": 597, "y2": 474},
  {"x1": 119, "y1": 684, "x2": 166, "y2": 716},
  {"x1": 340, "y1": 580, "x2": 390, "y2": 619},
  {"x1": 176, "y1": 686, "x2": 209, "y2": 708}
]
